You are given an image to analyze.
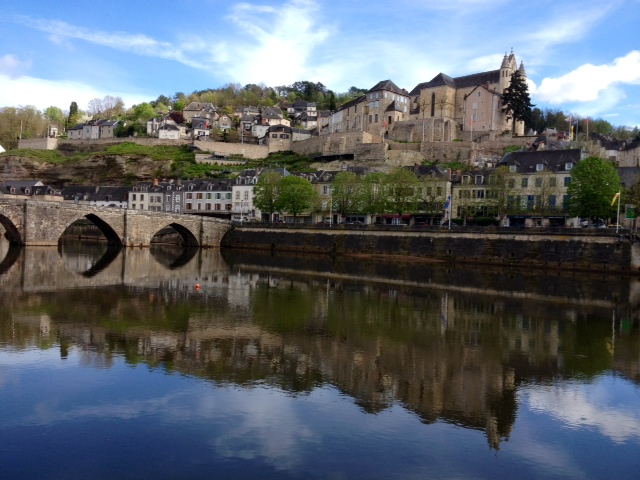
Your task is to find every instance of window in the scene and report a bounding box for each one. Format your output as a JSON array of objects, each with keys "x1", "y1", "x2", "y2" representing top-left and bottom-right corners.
[
  {"x1": 244, "y1": 191, "x2": 249, "y2": 200},
  {"x1": 196, "y1": 193, "x2": 203, "y2": 200},
  {"x1": 280, "y1": 134, "x2": 289, "y2": 138},
  {"x1": 235, "y1": 191, "x2": 240, "y2": 199},
  {"x1": 227, "y1": 193, "x2": 232, "y2": 199},
  {"x1": 476, "y1": 190, "x2": 485, "y2": 199},
  {"x1": 509, "y1": 165, "x2": 517, "y2": 172},
  {"x1": 436, "y1": 186, "x2": 442, "y2": 195},
  {"x1": 374, "y1": 114, "x2": 378, "y2": 123},
  {"x1": 206, "y1": 193, "x2": 212, "y2": 199},
  {"x1": 521, "y1": 178, "x2": 528, "y2": 187},
  {"x1": 477, "y1": 91, "x2": 481, "y2": 97},
  {"x1": 564, "y1": 177, "x2": 571, "y2": 187},
  {"x1": 563, "y1": 194, "x2": 571, "y2": 209},
  {"x1": 536, "y1": 164, "x2": 544, "y2": 171},
  {"x1": 549, "y1": 195, "x2": 556, "y2": 208},
  {"x1": 186, "y1": 193, "x2": 193, "y2": 199},
  {"x1": 535, "y1": 178, "x2": 543, "y2": 187},
  {"x1": 375, "y1": 101, "x2": 379, "y2": 108},
  {"x1": 186, "y1": 203, "x2": 192, "y2": 210},
  {"x1": 272, "y1": 134, "x2": 278, "y2": 138},
  {"x1": 565, "y1": 162, "x2": 573, "y2": 170},
  {"x1": 550, "y1": 178, "x2": 557, "y2": 187},
  {"x1": 140, "y1": 194, "x2": 144, "y2": 201},
  {"x1": 166, "y1": 195, "x2": 170, "y2": 202},
  {"x1": 473, "y1": 102, "x2": 478, "y2": 110},
  {"x1": 323, "y1": 186, "x2": 329, "y2": 195},
  {"x1": 472, "y1": 113, "x2": 477, "y2": 122},
  {"x1": 215, "y1": 193, "x2": 221, "y2": 199},
  {"x1": 475, "y1": 175, "x2": 484, "y2": 185},
  {"x1": 369, "y1": 115, "x2": 372, "y2": 123},
  {"x1": 132, "y1": 194, "x2": 137, "y2": 201}
]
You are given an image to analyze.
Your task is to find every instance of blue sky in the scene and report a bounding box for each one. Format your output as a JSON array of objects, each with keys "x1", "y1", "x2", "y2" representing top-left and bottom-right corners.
[{"x1": 1, "y1": 0, "x2": 639, "y2": 127}]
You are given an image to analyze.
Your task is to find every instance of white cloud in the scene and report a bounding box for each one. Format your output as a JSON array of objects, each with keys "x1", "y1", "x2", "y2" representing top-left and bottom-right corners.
[
  {"x1": 223, "y1": 0, "x2": 331, "y2": 85},
  {"x1": 0, "y1": 73, "x2": 149, "y2": 111},
  {"x1": 0, "y1": 54, "x2": 32, "y2": 79},
  {"x1": 532, "y1": 51, "x2": 640, "y2": 114}
]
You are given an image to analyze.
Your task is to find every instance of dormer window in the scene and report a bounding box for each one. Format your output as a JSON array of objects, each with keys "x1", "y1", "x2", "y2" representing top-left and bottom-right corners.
[
  {"x1": 509, "y1": 165, "x2": 517, "y2": 172},
  {"x1": 565, "y1": 162, "x2": 574, "y2": 170},
  {"x1": 536, "y1": 164, "x2": 544, "y2": 171},
  {"x1": 475, "y1": 175, "x2": 484, "y2": 185}
]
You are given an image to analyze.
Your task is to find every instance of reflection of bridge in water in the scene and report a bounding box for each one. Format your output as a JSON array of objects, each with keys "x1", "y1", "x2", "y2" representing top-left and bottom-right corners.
[{"x1": 0, "y1": 199, "x2": 231, "y2": 247}]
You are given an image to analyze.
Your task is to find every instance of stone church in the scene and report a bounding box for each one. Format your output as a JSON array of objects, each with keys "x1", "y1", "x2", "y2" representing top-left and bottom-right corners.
[{"x1": 408, "y1": 50, "x2": 527, "y2": 139}]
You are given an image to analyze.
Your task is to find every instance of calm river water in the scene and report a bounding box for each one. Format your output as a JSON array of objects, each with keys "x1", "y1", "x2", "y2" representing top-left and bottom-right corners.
[{"x1": 1, "y1": 238, "x2": 639, "y2": 479}]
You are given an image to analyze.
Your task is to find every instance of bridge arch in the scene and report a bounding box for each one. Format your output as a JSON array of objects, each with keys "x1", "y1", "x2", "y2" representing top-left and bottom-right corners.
[
  {"x1": 164, "y1": 222, "x2": 200, "y2": 247},
  {"x1": 0, "y1": 214, "x2": 23, "y2": 245},
  {"x1": 83, "y1": 214, "x2": 124, "y2": 246}
]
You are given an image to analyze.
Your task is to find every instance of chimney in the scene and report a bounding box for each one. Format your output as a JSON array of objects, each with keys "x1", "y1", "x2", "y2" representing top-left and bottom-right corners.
[
  {"x1": 153, "y1": 178, "x2": 159, "y2": 187},
  {"x1": 485, "y1": 81, "x2": 490, "y2": 90}
]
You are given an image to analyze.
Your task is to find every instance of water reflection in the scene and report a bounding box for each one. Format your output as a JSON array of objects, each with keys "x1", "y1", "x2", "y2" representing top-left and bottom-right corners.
[{"x1": 1, "y1": 243, "x2": 640, "y2": 477}]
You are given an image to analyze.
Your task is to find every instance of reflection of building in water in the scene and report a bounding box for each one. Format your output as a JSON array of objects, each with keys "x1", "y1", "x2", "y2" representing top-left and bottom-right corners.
[{"x1": 3, "y1": 267, "x2": 635, "y2": 451}]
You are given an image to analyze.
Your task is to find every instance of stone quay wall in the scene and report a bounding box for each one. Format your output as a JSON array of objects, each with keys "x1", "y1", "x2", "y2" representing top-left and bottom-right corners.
[{"x1": 221, "y1": 225, "x2": 640, "y2": 273}]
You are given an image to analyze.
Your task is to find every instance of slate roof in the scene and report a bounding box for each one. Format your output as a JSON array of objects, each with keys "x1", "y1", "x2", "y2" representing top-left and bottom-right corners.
[
  {"x1": 498, "y1": 149, "x2": 582, "y2": 173},
  {"x1": 336, "y1": 95, "x2": 365, "y2": 112},
  {"x1": 367, "y1": 80, "x2": 409, "y2": 96},
  {"x1": 410, "y1": 70, "x2": 500, "y2": 95}
]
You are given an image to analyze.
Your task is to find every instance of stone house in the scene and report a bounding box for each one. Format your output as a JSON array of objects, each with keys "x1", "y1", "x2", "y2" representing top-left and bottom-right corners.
[
  {"x1": 266, "y1": 125, "x2": 293, "y2": 150},
  {"x1": 183, "y1": 102, "x2": 218, "y2": 123},
  {"x1": 331, "y1": 80, "x2": 410, "y2": 136},
  {"x1": 191, "y1": 117, "x2": 210, "y2": 139},
  {"x1": 98, "y1": 120, "x2": 119, "y2": 139}
]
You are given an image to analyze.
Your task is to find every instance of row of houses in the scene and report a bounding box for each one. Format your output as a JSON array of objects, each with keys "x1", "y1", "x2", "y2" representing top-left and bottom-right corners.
[{"x1": 0, "y1": 148, "x2": 592, "y2": 227}]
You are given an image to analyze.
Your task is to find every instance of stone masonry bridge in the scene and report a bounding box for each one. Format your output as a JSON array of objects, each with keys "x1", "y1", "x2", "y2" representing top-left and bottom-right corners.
[{"x1": 0, "y1": 199, "x2": 232, "y2": 247}]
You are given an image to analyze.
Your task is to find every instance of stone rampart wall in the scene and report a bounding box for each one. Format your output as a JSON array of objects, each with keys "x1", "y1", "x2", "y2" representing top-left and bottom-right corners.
[
  {"x1": 18, "y1": 138, "x2": 58, "y2": 150},
  {"x1": 221, "y1": 226, "x2": 640, "y2": 273}
]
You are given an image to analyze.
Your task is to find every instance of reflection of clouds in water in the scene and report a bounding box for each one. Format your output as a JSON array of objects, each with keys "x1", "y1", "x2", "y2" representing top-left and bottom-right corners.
[
  {"x1": 526, "y1": 379, "x2": 640, "y2": 443},
  {"x1": 211, "y1": 387, "x2": 316, "y2": 471},
  {"x1": 3, "y1": 374, "x2": 315, "y2": 472},
  {"x1": 510, "y1": 436, "x2": 586, "y2": 479}
]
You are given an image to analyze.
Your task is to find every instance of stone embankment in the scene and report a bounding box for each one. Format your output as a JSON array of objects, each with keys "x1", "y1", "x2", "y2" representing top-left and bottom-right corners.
[{"x1": 221, "y1": 224, "x2": 640, "y2": 274}]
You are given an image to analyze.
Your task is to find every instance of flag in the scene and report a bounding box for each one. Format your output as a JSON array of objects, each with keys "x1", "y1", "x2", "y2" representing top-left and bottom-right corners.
[
  {"x1": 444, "y1": 195, "x2": 451, "y2": 210},
  {"x1": 611, "y1": 192, "x2": 621, "y2": 206}
]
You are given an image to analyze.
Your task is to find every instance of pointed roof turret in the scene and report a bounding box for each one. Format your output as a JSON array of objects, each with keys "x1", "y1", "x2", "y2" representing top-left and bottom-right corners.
[{"x1": 519, "y1": 61, "x2": 526, "y2": 77}]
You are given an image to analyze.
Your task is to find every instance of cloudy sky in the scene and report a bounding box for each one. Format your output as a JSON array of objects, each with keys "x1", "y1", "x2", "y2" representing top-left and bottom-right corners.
[{"x1": 1, "y1": 0, "x2": 639, "y2": 127}]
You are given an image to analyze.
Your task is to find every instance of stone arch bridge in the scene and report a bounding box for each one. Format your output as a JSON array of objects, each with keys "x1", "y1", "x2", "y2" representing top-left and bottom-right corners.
[{"x1": 0, "y1": 199, "x2": 232, "y2": 247}]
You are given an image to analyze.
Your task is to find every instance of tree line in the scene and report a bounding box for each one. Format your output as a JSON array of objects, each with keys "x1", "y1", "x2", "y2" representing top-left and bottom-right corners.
[{"x1": 253, "y1": 158, "x2": 627, "y2": 226}]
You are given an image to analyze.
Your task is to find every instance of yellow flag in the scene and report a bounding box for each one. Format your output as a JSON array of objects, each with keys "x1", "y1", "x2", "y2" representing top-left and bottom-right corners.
[{"x1": 611, "y1": 192, "x2": 620, "y2": 206}]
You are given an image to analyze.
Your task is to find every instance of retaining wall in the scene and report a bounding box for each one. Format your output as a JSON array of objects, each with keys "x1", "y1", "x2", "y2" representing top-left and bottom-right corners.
[{"x1": 221, "y1": 225, "x2": 640, "y2": 273}]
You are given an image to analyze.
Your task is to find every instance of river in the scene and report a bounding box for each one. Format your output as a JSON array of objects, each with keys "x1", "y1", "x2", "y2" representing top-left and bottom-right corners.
[{"x1": 1, "y1": 238, "x2": 639, "y2": 479}]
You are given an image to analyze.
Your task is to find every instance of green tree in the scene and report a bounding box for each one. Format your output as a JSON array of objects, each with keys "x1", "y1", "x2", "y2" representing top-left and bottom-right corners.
[
  {"x1": 501, "y1": 70, "x2": 535, "y2": 135},
  {"x1": 331, "y1": 172, "x2": 361, "y2": 222},
  {"x1": 276, "y1": 176, "x2": 317, "y2": 221},
  {"x1": 487, "y1": 166, "x2": 517, "y2": 224},
  {"x1": 567, "y1": 156, "x2": 621, "y2": 220},
  {"x1": 361, "y1": 172, "x2": 387, "y2": 220},
  {"x1": 44, "y1": 106, "x2": 64, "y2": 125},
  {"x1": 253, "y1": 171, "x2": 282, "y2": 222},
  {"x1": 383, "y1": 168, "x2": 418, "y2": 217},
  {"x1": 131, "y1": 102, "x2": 156, "y2": 122}
]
